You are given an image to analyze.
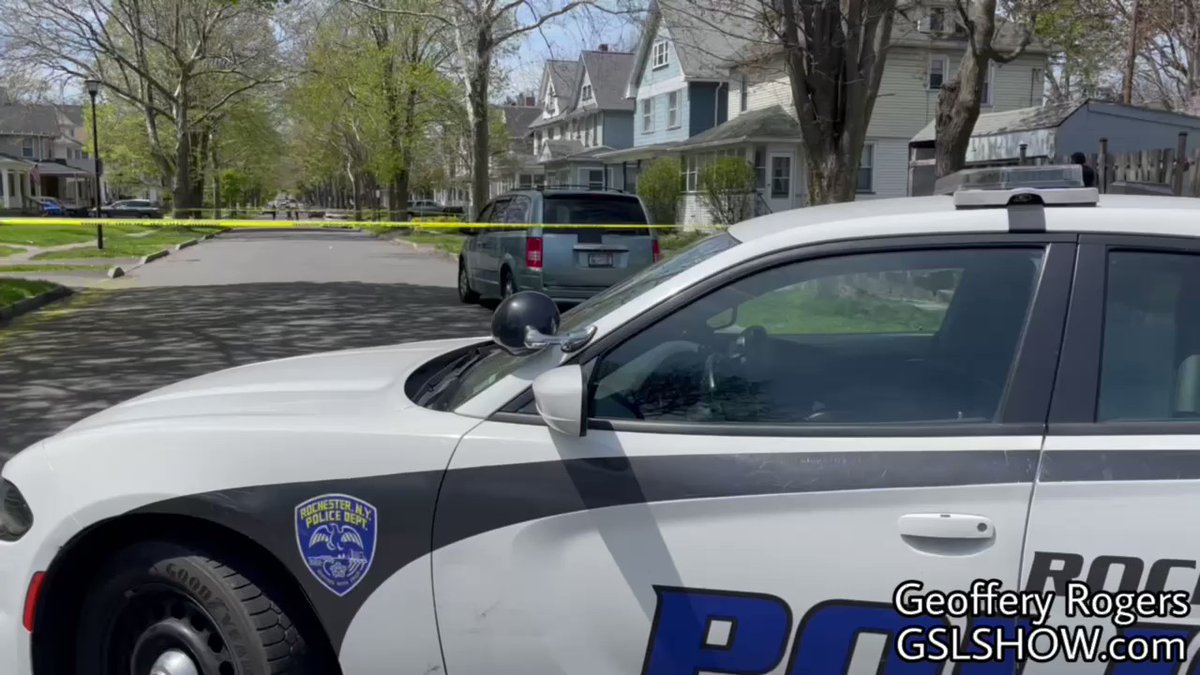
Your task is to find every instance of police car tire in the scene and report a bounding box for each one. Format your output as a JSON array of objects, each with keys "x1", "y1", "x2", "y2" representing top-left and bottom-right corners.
[{"x1": 76, "y1": 540, "x2": 317, "y2": 675}]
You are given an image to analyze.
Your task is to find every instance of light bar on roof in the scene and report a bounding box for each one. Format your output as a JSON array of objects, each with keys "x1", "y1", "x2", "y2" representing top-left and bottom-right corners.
[{"x1": 934, "y1": 164, "x2": 1099, "y2": 208}]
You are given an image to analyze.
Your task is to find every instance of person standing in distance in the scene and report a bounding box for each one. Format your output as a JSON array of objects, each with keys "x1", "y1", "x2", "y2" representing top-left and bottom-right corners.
[{"x1": 1071, "y1": 151, "x2": 1097, "y2": 187}]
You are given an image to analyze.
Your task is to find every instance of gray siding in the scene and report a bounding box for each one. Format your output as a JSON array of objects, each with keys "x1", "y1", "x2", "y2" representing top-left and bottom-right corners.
[
  {"x1": 1056, "y1": 103, "x2": 1200, "y2": 158},
  {"x1": 602, "y1": 111, "x2": 634, "y2": 149}
]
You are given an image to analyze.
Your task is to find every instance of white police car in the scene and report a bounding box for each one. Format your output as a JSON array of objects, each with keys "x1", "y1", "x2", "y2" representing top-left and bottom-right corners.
[{"x1": 6, "y1": 165, "x2": 1200, "y2": 674}]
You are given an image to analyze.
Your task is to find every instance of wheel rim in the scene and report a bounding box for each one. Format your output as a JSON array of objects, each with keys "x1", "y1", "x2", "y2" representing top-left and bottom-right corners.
[
  {"x1": 106, "y1": 585, "x2": 235, "y2": 675},
  {"x1": 458, "y1": 265, "x2": 469, "y2": 296},
  {"x1": 149, "y1": 649, "x2": 199, "y2": 675},
  {"x1": 503, "y1": 276, "x2": 514, "y2": 298}
]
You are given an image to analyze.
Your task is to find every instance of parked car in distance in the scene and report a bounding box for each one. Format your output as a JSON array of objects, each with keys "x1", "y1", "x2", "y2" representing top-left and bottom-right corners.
[
  {"x1": 408, "y1": 199, "x2": 447, "y2": 217},
  {"x1": 32, "y1": 196, "x2": 64, "y2": 217},
  {"x1": 101, "y1": 199, "x2": 163, "y2": 219},
  {"x1": 457, "y1": 187, "x2": 658, "y2": 305}
]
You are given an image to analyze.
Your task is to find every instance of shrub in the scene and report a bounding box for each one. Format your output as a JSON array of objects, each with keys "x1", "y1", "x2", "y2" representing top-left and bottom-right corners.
[
  {"x1": 637, "y1": 157, "x2": 682, "y2": 225},
  {"x1": 699, "y1": 157, "x2": 756, "y2": 226}
]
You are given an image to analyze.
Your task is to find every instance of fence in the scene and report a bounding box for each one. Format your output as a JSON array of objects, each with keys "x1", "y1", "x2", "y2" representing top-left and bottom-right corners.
[{"x1": 1062, "y1": 133, "x2": 1200, "y2": 197}]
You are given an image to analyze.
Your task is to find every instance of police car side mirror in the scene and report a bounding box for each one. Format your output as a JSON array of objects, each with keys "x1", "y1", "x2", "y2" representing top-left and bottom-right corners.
[{"x1": 532, "y1": 365, "x2": 586, "y2": 437}]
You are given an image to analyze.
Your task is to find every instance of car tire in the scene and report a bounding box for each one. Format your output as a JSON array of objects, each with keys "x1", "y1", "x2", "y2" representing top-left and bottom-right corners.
[
  {"x1": 458, "y1": 258, "x2": 479, "y2": 303},
  {"x1": 75, "y1": 540, "x2": 321, "y2": 675},
  {"x1": 501, "y1": 268, "x2": 517, "y2": 299}
]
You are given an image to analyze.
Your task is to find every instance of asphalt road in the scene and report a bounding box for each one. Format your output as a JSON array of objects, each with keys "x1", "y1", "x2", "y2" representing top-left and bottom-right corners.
[{"x1": 0, "y1": 229, "x2": 492, "y2": 462}]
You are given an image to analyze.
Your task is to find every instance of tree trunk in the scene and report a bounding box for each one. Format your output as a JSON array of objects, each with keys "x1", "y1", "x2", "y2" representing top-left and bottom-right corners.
[
  {"x1": 173, "y1": 100, "x2": 192, "y2": 217},
  {"x1": 469, "y1": 29, "x2": 492, "y2": 221},
  {"x1": 210, "y1": 130, "x2": 220, "y2": 220},
  {"x1": 805, "y1": 148, "x2": 858, "y2": 205},
  {"x1": 934, "y1": 53, "x2": 985, "y2": 178}
]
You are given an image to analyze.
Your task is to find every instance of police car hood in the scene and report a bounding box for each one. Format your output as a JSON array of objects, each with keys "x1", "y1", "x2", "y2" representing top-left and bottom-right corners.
[{"x1": 62, "y1": 337, "x2": 485, "y2": 432}]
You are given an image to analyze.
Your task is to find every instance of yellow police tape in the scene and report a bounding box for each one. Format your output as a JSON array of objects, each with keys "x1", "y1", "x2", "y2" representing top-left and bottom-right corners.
[{"x1": 0, "y1": 217, "x2": 672, "y2": 230}]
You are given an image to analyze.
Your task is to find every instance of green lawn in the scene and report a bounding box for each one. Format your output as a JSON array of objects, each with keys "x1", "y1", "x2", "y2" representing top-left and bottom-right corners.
[
  {"x1": 0, "y1": 245, "x2": 26, "y2": 258},
  {"x1": 403, "y1": 230, "x2": 466, "y2": 256},
  {"x1": 657, "y1": 229, "x2": 710, "y2": 258},
  {"x1": 31, "y1": 227, "x2": 209, "y2": 260},
  {"x1": 0, "y1": 279, "x2": 58, "y2": 308},
  {"x1": 737, "y1": 287, "x2": 948, "y2": 335},
  {"x1": 0, "y1": 264, "x2": 109, "y2": 273}
]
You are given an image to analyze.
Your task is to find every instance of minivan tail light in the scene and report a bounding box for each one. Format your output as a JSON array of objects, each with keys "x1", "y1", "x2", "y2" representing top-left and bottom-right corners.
[
  {"x1": 526, "y1": 236, "x2": 543, "y2": 269},
  {"x1": 652, "y1": 239, "x2": 661, "y2": 262}
]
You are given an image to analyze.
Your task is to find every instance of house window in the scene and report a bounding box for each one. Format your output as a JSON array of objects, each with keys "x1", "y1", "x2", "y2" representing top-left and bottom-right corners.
[
  {"x1": 582, "y1": 83, "x2": 593, "y2": 101},
  {"x1": 587, "y1": 169, "x2": 604, "y2": 189},
  {"x1": 982, "y1": 63, "x2": 994, "y2": 105},
  {"x1": 519, "y1": 174, "x2": 534, "y2": 188},
  {"x1": 590, "y1": 115, "x2": 598, "y2": 145},
  {"x1": 927, "y1": 7, "x2": 945, "y2": 32},
  {"x1": 740, "y1": 75, "x2": 748, "y2": 112},
  {"x1": 858, "y1": 143, "x2": 875, "y2": 193},
  {"x1": 641, "y1": 98, "x2": 654, "y2": 133},
  {"x1": 929, "y1": 56, "x2": 947, "y2": 90},
  {"x1": 685, "y1": 155, "x2": 700, "y2": 192},
  {"x1": 21, "y1": 138, "x2": 35, "y2": 159},
  {"x1": 667, "y1": 91, "x2": 680, "y2": 128},
  {"x1": 771, "y1": 156, "x2": 791, "y2": 198},
  {"x1": 652, "y1": 40, "x2": 670, "y2": 69}
]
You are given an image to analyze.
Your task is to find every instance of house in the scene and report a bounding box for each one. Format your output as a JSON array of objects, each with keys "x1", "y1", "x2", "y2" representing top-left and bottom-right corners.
[
  {"x1": 0, "y1": 100, "x2": 100, "y2": 213},
  {"x1": 526, "y1": 48, "x2": 637, "y2": 187},
  {"x1": 596, "y1": 0, "x2": 755, "y2": 192},
  {"x1": 907, "y1": 98, "x2": 1200, "y2": 194},
  {"x1": 490, "y1": 103, "x2": 544, "y2": 194},
  {"x1": 669, "y1": 1, "x2": 1051, "y2": 226}
]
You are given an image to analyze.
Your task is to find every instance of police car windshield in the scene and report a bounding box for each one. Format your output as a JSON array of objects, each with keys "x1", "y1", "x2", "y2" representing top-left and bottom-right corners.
[
  {"x1": 439, "y1": 232, "x2": 741, "y2": 411},
  {"x1": 558, "y1": 232, "x2": 741, "y2": 333}
]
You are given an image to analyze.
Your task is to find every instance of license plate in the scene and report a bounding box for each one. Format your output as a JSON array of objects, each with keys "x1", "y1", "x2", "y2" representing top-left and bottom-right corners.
[{"x1": 588, "y1": 252, "x2": 614, "y2": 267}]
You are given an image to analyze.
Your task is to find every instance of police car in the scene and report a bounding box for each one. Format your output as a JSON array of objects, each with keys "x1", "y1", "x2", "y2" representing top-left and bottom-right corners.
[{"x1": 6, "y1": 164, "x2": 1200, "y2": 675}]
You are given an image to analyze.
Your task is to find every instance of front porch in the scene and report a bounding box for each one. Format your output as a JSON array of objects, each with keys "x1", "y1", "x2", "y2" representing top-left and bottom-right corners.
[
  {"x1": 35, "y1": 160, "x2": 96, "y2": 212},
  {"x1": 0, "y1": 155, "x2": 36, "y2": 212},
  {"x1": 674, "y1": 106, "x2": 809, "y2": 227}
]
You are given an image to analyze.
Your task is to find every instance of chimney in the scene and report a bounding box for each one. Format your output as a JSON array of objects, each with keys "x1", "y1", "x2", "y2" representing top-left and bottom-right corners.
[
  {"x1": 599, "y1": 44, "x2": 609, "y2": 52},
  {"x1": 525, "y1": 93, "x2": 536, "y2": 107}
]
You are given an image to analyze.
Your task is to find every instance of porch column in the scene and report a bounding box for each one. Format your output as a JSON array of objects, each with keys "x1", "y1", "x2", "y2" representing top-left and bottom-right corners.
[{"x1": 0, "y1": 169, "x2": 8, "y2": 208}]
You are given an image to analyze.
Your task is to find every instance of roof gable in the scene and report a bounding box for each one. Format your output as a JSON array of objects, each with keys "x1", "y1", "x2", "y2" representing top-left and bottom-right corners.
[
  {"x1": 578, "y1": 50, "x2": 636, "y2": 111},
  {"x1": 627, "y1": 0, "x2": 758, "y2": 95}
]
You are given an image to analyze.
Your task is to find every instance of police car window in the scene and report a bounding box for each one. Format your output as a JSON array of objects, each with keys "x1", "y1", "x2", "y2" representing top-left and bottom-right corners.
[
  {"x1": 590, "y1": 247, "x2": 1044, "y2": 425},
  {"x1": 1097, "y1": 251, "x2": 1200, "y2": 422}
]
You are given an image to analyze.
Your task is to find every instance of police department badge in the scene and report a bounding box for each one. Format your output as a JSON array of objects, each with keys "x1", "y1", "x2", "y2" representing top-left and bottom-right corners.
[{"x1": 295, "y1": 493, "x2": 377, "y2": 596}]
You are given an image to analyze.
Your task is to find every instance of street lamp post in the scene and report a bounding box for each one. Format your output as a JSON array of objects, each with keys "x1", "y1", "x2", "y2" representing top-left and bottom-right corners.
[{"x1": 84, "y1": 78, "x2": 104, "y2": 250}]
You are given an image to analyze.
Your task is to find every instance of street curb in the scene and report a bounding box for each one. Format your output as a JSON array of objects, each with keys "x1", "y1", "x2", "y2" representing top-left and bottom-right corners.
[
  {"x1": 0, "y1": 285, "x2": 73, "y2": 324},
  {"x1": 139, "y1": 249, "x2": 169, "y2": 265},
  {"x1": 174, "y1": 239, "x2": 198, "y2": 250},
  {"x1": 107, "y1": 265, "x2": 125, "y2": 278}
]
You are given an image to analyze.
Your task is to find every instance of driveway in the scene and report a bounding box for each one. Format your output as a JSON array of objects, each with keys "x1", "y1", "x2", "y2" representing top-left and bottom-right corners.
[{"x1": 0, "y1": 229, "x2": 491, "y2": 462}]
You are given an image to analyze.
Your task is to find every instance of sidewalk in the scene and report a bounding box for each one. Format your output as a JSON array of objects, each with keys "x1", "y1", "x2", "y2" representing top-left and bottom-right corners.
[{"x1": 0, "y1": 242, "x2": 140, "y2": 288}]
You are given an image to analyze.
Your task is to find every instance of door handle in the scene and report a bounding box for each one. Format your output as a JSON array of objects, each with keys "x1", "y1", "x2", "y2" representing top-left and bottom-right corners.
[
  {"x1": 898, "y1": 514, "x2": 996, "y2": 556},
  {"x1": 898, "y1": 513, "x2": 994, "y2": 539}
]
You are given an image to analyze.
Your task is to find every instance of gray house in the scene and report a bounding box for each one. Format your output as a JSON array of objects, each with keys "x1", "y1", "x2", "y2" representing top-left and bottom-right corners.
[
  {"x1": 908, "y1": 99, "x2": 1200, "y2": 194},
  {"x1": 0, "y1": 101, "x2": 98, "y2": 212},
  {"x1": 528, "y1": 48, "x2": 637, "y2": 187}
]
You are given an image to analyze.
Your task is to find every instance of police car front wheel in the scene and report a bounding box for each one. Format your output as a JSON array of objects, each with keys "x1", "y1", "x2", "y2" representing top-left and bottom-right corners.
[{"x1": 75, "y1": 541, "x2": 319, "y2": 675}]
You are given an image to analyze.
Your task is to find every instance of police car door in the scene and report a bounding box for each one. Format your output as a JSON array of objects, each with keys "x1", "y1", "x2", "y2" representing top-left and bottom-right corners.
[
  {"x1": 1024, "y1": 236, "x2": 1200, "y2": 673},
  {"x1": 436, "y1": 236, "x2": 1074, "y2": 675}
]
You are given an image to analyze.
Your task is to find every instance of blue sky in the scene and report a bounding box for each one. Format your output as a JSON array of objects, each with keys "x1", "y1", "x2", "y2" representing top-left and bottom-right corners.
[{"x1": 499, "y1": 3, "x2": 646, "y2": 100}]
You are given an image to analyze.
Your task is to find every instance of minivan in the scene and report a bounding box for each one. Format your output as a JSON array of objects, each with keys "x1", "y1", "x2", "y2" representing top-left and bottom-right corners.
[{"x1": 457, "y1": 188, "x2": 659, "y2": 305}]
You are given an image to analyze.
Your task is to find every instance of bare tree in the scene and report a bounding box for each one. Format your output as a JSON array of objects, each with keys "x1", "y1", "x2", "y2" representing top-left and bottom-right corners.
[
  {"x1": 0, "y1": 0, "x2": 286, "y2": 213},
  {"x1": 934, "y1": 0, "x2": 1039, "y2": 177},
  {"x1": 348, "y1": 0, "x2": 607, "y2": 219},
  {"x1": 663, "y1": 0, "x2": 899, "y2": 204}
]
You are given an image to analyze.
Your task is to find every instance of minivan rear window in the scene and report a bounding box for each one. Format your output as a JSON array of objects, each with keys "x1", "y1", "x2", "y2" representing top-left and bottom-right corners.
[{"x1": 542, "y1": 194, "x2": 649, "y2": 235}]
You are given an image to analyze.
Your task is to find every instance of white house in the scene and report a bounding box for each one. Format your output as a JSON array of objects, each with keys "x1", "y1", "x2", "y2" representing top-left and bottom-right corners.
[{"x1": 665, "y1": 1, "x2": 1051, "y2": 226}]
